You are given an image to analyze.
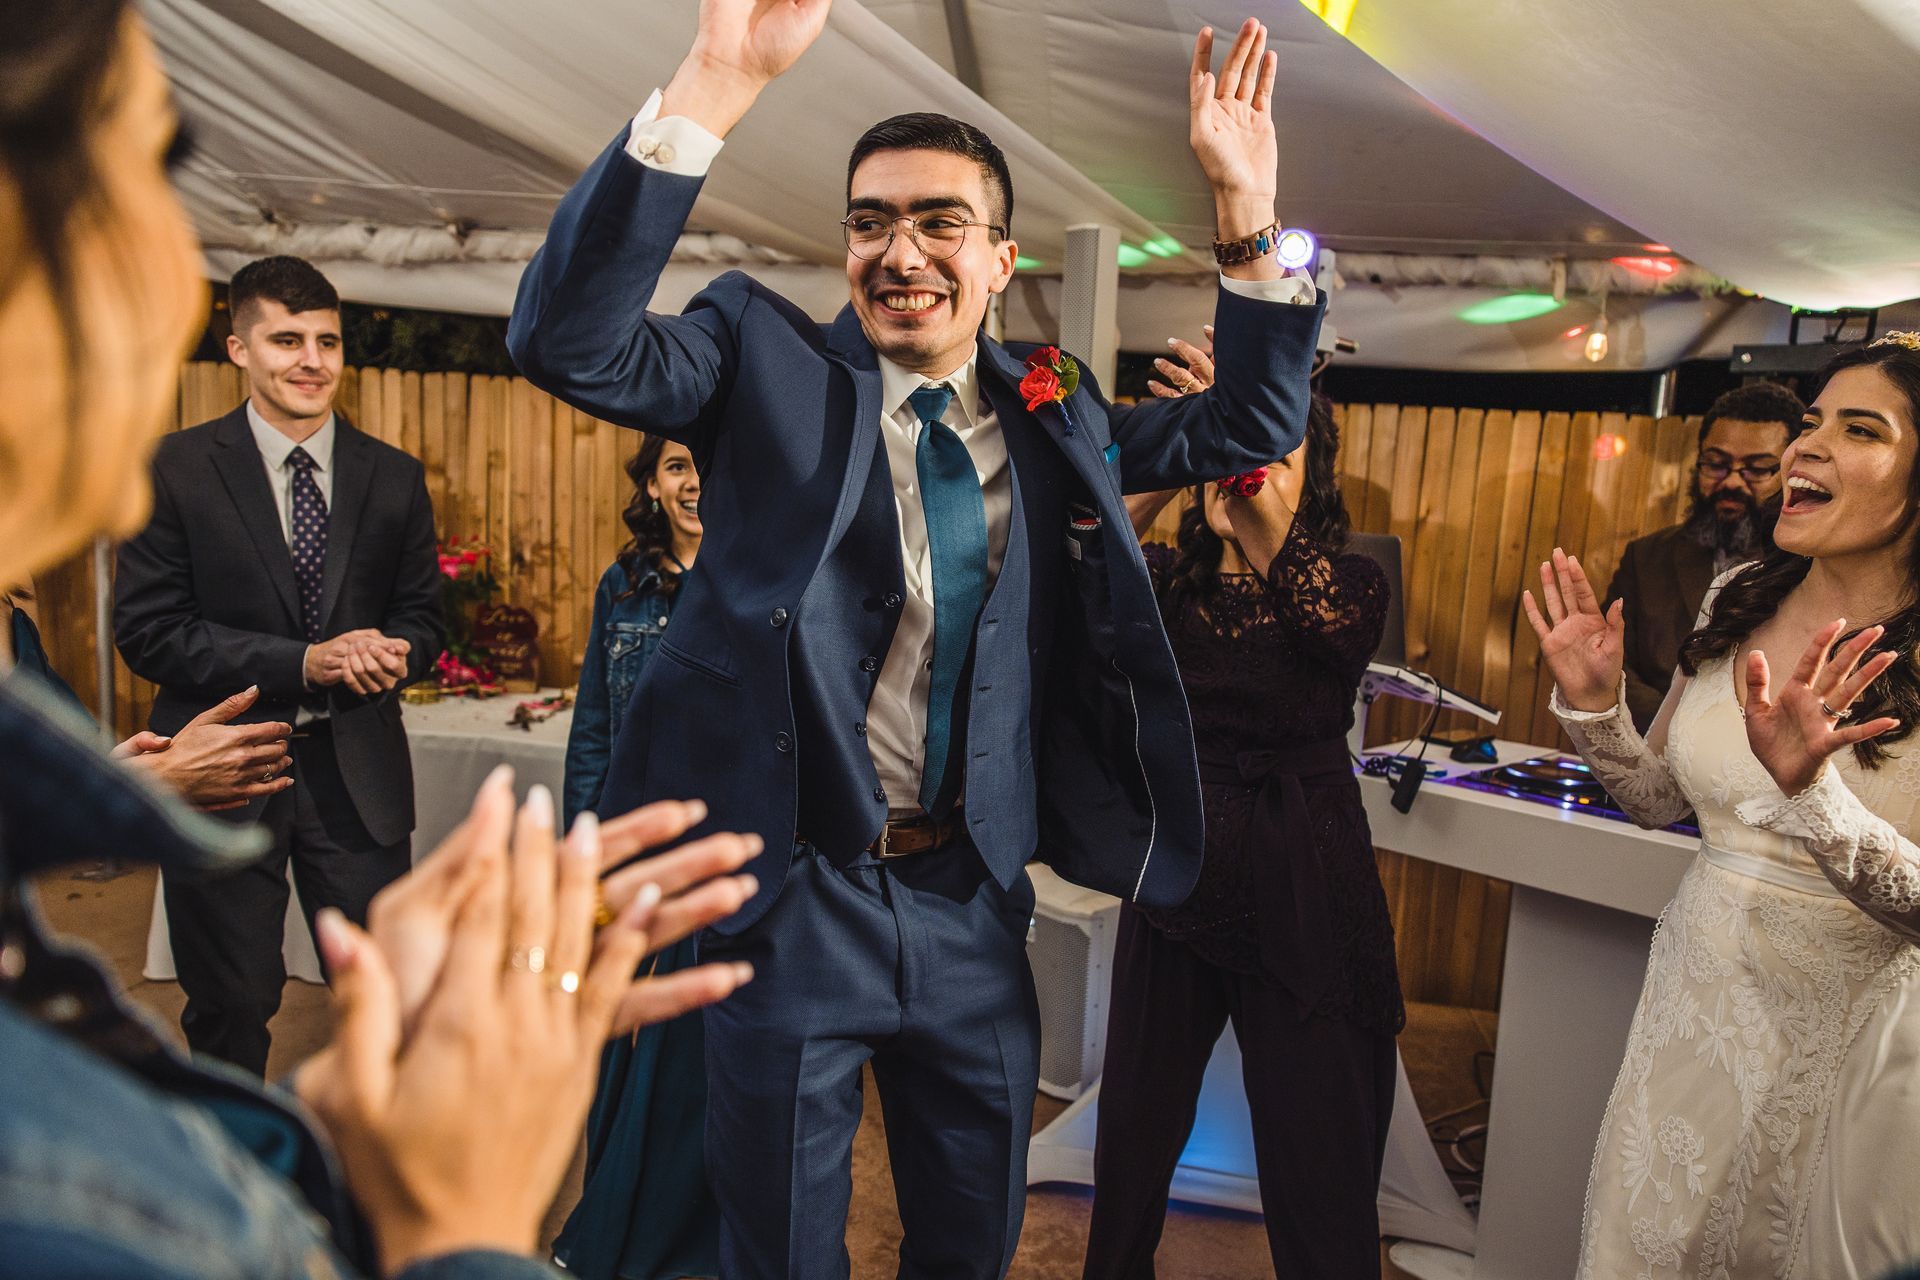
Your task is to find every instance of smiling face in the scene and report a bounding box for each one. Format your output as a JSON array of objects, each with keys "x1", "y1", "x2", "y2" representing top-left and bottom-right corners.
[
  {"x1": 646, "y1": 440, "x2": 702, "y2": 550},
  {"x1": 1777, "y1": 365, "x2": 1920, "y2": 560},
  {"x1": 227, "y1": 298, "x2": 343, "y2": 431},
  {"x1": 1695, "y1": 418, "x2": 1789, "y2": 521},
  {"x1": 845, "y1": 147, "x2": 1017, "y2": 377}
]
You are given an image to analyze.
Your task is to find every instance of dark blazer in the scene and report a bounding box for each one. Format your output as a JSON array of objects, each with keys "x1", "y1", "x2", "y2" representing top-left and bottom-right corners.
[
  {"x1": 113, "y1": 409, "x2": 445, "y2": 846},
  {"x1": 508, "y1": 127, "x2": 1324, "y2": 934},
  {"x1": 1604, "y1": 523, "x2": 1717, "y2": 732}
]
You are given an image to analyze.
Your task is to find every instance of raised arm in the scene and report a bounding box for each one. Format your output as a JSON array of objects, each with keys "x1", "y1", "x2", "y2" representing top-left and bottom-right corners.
[
  {"x1": 505, "y1": 1, "x2": 831, "y2": 444},
  {"x1": 1526, "y1": 548, "x2": 1695, "y2": 828}
]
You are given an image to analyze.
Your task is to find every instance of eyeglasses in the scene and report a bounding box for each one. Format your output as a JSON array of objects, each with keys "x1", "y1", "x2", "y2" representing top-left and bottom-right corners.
[
  {"x1": 841, "y1": 211, "x2": 1003, "y2": 260},
  {"x1": 1696, "y1": 458, "x2": 1781, "y2": 484}
]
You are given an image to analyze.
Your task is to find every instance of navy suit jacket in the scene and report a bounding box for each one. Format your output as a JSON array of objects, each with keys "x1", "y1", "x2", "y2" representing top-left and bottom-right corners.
[{"x1": 509, "y1": 128, "x2": 1324, "y2": 933}]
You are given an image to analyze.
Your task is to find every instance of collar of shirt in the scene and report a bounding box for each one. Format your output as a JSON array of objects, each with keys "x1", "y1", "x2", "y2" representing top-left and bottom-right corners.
[
  {"x1": 878, "y1": 349, "x2": 983, "y2": 433},
  {"x1": 245, "y1": 399, "x2": 337, "y2": 475}
]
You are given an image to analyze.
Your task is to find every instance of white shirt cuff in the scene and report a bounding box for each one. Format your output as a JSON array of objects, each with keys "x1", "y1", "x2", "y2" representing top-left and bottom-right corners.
[
  {"x1": 624, "y1": 89, "x2": 725, "y2": 176},
  {"x1": 1218, "y1": 270, "x2": 1316, "y2": 306}
]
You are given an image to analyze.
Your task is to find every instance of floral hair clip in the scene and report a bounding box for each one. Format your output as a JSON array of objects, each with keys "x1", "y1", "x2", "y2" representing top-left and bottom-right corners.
[{"x1": 1869, "y1": 331, "x2": 1920, "y2": 352}]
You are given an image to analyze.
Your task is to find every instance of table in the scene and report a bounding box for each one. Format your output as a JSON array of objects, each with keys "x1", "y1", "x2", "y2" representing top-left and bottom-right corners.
[
  {"x1": 1360, "y1": 740, "x2": 1695, "y2": 1280},
  {"x1": 144, "y1": 693, "x2": 574, "y2": 983}
]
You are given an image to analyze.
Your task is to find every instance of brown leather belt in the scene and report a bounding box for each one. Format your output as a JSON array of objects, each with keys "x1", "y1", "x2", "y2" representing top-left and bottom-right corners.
[{"x1": 869, "y1": 807, "x2": 965, "y2": 859}]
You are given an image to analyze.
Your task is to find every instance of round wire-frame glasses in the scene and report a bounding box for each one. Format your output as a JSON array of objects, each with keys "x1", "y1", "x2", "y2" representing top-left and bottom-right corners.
[{"x1": 840, "y1": 210, "x2": 1004, "y2": 260}]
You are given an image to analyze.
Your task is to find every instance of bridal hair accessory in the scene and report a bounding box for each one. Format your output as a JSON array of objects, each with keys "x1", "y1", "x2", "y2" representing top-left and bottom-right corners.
[
  {"x1": 1870, "y1": 331, "x2": 1920, "y2": 352},
  {"x1": 1216, "y1": 468, "x2": 1268, "y2": 498},
  {"x1": 1020, "y1": 346, "x2": 1079, "y2": 412}
]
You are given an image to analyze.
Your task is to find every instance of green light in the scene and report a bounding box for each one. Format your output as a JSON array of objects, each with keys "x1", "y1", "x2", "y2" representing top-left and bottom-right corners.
[
  {"x1": 1457, "y1": 293, "x2": 1563, "y2": 324},
  {"x1": 1116, "y1": 242, "x2": 1152, "y2": 269},
  {"x1": 1014, "y1": 255, "x2": 1045, "y2": 271},
  {"x1": 1141, "y1": 236, "x2": 1184, "y2": 259}
]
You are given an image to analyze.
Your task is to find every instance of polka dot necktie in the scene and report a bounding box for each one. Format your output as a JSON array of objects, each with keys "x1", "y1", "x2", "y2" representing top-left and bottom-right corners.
[{"x1": 287, "y1": 446, "x2": 329, "y2": 641}]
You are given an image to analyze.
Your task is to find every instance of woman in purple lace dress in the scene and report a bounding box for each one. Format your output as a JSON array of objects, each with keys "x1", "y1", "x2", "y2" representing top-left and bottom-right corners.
[{"x1": 1085, "y1": 379, "x2": 1404, "y2": 1278}]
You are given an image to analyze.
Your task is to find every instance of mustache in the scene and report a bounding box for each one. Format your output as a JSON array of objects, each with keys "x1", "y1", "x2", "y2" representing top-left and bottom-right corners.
[{"x1": 869, "y1": 273, "x2": 950, "y2": 294}]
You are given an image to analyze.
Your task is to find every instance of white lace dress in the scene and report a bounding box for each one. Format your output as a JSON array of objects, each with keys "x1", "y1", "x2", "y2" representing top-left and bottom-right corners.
[{"x1": 1555, "y1": 603, "x2": 1920, "y2": 1278}]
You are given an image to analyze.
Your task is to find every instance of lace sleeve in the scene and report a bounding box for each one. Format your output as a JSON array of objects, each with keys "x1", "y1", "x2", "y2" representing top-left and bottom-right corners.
[
  {"x1": 1261, "y1": 521, "x2": 1388, "y2": 676},
  {"x1": 1735, "y1": 768, "x2": 1920, "y2": 944},
  {"x1": 1551, "y1": 680, "x2": 1695, "y2": 829},
  {"x1": 1141, "y1": 541, "x2": 1175, "y2": 598}
]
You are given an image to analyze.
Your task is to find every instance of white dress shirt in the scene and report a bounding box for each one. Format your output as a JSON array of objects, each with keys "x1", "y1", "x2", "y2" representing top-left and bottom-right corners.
[
  {"x1": 625, "y1": 92, "x2": 1314, "y2": 807},
  {"x1": 247, "y1": 400, "x2": 336, "y2": 715}
]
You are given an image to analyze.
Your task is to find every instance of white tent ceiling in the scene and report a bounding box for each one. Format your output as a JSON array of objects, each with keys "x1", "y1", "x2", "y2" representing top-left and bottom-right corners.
[{"x1": 148, "y1": 0, "x2": 1918, "y2": 370}]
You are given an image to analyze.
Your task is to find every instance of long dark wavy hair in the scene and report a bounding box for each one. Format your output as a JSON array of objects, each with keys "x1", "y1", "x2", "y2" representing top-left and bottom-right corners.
[
  {"x1": 1679, "y1": 342, "x2": 1920, "y2": 767},
  {"x1": 614, "y1": 436, "x2": 687, "y2": 602},
  {"x1": 1164, "y1": 392, "x2": 1351, "y2": 614}
]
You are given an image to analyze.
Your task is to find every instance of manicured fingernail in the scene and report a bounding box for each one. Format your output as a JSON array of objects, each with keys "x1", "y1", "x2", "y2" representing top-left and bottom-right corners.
[
  {"x1": 315, "y1": 908, "x2": 355, "y2": 967},
  {"x1": 526, "y1": 784, "x2": 554, "y2": 829},
  {"x1": 684, "y1": 799, "x2": 708, "y2": 823},
  {"x1": 570, "y1": 811, "x2": 600, "y2": 858},
  {"x1": 1167, "y1": 338, "x2": 1180, "y2": 348},
  {"x1": 620, "y1": 881, "x2": 662, "y2": 928},
  {"x1": 733, "y1": 962, "x2": 755, "y2": 984},
  {"x1": 484, "y1": 763, "x2": 514, "y2": 793}
]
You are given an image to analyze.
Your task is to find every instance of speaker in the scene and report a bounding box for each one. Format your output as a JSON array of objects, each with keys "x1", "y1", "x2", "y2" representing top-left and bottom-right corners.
[
  {"x1": 1059, "y1": 223, "x2": 1120, "y2": 392},
  {"x1": 1025, "y1": 863, "x2": 1122, "y2": 1099}
]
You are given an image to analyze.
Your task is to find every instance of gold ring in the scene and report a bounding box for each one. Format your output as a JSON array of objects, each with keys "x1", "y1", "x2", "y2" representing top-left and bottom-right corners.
[
  {"x1": 506, "y1": 944, "x2": 547, "y2": 975},
  {"x1": 548, "y1": 970, "x2": 582, "y2": 995},
  {"x1": 592, "y1": 884, "x2": 615, "y2": 930}
]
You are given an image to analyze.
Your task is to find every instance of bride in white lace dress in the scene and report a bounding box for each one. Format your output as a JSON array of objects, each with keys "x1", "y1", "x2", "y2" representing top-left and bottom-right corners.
[{"x1": 1522, "y1": 336, "x2": 1920, "y2": 1279}]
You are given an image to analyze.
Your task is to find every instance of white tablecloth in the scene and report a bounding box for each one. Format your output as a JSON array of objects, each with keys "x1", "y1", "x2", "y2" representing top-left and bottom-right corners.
[{"x1": 144, "y1": 693, "x2": 574, "y2": 982}]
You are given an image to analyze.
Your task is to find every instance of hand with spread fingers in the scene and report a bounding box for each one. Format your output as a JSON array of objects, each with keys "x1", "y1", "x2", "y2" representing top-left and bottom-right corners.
[
  {"x1": 1190, "y1": 18, "x2": 1281, "y2": 266},
  {"x1": 1148, "y1": 325, "x2": 1214, "y2": 399},
  {"x1": 1521, "y1": 547, "x2": 1626, "y2": 714},
  {"x1": 1742, "y1": 619, "x2": 1902, "y2": 797},
  {"x1": 294, "y1": 769, "x2": 755, "y2": 1274}
]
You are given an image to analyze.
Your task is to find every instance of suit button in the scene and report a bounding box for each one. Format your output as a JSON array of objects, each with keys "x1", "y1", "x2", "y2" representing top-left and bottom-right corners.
[
  {"x1": 884, "y1": 592, "x2": 903, "y2": 609},
  {"x1": 860, "y1": 655, "x2": 879, "y2": 672},
  {"x1": 774, "y1": 732, "x2": 792, "y2": 753},
  {"x1": 770, "y1": 607, "x2": 789, "y2": 627},
  {"x1": 855, "y1": 722, "x2": 867, "y2": 736},
  {"x1": 873, "y1": 786, "x2": 887, "y2": 803}
]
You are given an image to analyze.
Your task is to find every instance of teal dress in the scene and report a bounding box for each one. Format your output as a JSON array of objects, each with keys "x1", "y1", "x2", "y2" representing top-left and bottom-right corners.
[{"x1": 556, "y1": 561, "x2": 717, "y2": 1280}]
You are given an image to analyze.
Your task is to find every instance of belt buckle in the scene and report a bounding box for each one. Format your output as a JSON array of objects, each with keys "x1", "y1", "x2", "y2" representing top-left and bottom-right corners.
[{"x1": 876, "y1": 823, "x2": 895, "y2": 859}]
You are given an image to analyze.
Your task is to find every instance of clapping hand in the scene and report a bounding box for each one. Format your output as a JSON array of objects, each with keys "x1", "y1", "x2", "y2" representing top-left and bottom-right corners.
[
  {"x1": 1742, "y1": 620, "x2": 1901, "y2": 796},
  {"x1": 1521, "y1": 548, "x2": 1625, "y2": 713}
]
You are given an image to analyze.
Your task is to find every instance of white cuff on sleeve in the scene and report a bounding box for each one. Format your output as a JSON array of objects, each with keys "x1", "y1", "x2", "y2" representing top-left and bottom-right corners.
[
  {"x1": 1218, "y1": 271, "x2": 1316, "y2": 306},
  {"x1": 624, "y1": 89, "x2": 725, "y2": 176}
]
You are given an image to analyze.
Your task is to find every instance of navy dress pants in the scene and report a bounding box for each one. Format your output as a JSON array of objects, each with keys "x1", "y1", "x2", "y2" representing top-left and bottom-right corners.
[{"x1": 698, "y1": 838, "x2": 1040, "y2": 1279}]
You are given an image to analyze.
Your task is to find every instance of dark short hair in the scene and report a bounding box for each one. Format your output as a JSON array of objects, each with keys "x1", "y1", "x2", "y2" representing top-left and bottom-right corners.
[
  {"x1": 1697, "y1": 381, "x2": 1804, "y2": 450},
  {"x1": 229, "y1": 255, "x2": 339, "y2": 336},
  {"x1": 846, "y1": 113, "x2": 1013, "y2": 236}
]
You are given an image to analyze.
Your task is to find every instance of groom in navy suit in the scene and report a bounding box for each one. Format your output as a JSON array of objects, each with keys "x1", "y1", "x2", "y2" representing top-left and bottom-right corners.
[{"x1": 510, "y1": 3, "x2": 1321, "y2": 1274}]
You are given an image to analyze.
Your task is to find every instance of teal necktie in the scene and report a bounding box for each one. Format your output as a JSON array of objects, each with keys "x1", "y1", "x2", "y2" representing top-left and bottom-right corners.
[{"x1": 909, "y1": 383, "x2": 987, "y2": 816}]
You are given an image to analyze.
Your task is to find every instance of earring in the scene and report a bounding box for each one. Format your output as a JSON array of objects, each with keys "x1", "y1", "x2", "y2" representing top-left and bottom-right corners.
[{"x1": 651, "y1": 498, "x2": 661, "y2": 514}]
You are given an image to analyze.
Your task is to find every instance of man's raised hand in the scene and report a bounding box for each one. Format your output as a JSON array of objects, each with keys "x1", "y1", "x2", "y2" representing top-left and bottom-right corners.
[
  {"x1": 664, "y1": 0, "x2": 833, "y2": 138},
  {"x1": 1190, "y1": 19, "x2": 1281, "y2": 256}
]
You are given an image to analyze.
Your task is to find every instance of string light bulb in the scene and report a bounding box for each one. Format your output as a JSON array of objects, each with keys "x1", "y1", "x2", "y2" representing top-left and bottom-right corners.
[{"x1": 1583, "y1": 310, "x2": 1610, "y2": 363}]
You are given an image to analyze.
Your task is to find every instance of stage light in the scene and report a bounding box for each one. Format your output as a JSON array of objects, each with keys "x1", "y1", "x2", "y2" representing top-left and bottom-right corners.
[
  {"x1": 1141, "y1": 236, "x2": 1184, "y2": 259},
  {"x1": 1275, "y1": 227, "x2": 1319, "y2": 271},
  {"x1": 1298, "y1": 0, "x2": 1358, "y2": 37},
  {"x1": 1014, "y1": 255, "x2": 1045, "y2": 271},
  {"x1": 1116, "y1": 242, "x2": 1151, "y2": 269},
  {"x1": 1458, "y1": 293, "x2": 1563, "y2": 324},
  {"x1": 1584, "y1": 315, "x2": 1611, "y2": 363},
  {"x1": 1612, "y1": 255, "x2": 1678, "y2": 278}
]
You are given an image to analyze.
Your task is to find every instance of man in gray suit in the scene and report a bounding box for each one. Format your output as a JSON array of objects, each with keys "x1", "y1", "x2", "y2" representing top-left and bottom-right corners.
[
  {"x1": 1605, "y1": 382, "x2": 1803, "y2": 730},
  {"x1": 115, "y1": 256, "x2": 444, "y2": 1074}
]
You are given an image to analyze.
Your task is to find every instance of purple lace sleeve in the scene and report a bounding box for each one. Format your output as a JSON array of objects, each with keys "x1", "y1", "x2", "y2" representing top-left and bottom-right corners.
[{"x1": 1261, "y1": 521, "x2": 1389, "y2": 676}]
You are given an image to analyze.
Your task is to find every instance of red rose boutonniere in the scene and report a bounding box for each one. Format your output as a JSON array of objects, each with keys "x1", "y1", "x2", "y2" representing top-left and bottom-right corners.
[
  {"x1": 1216, "y1": 467, "x2": 1268, "y2": 498},
  {"x1": 1020, "y1": 345, "x2": 1080, "y2": 412}
]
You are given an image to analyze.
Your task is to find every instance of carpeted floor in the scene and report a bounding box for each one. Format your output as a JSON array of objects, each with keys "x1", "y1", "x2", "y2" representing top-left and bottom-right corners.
[{"x1": 34, "y1": 864, "x2": 1495, "y2": 1279}]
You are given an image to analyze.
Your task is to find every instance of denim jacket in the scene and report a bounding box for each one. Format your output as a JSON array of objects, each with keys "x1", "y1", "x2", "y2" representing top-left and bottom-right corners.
[
  {"x1": 563, "y1": 561, "x2": 674, "y2": 828},
  {"x1": 0, "y1": 671, "x2": 557, "y2": 1280}
]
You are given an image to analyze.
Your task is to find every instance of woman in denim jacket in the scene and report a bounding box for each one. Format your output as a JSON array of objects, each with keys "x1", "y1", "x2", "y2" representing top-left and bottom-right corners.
[{"x1": 555, "y1": 436, "x2": 718, "y2": 1280}]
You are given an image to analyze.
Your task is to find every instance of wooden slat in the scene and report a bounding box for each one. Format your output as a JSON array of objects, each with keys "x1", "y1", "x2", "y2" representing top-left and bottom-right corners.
[
  {"x1": 1338, "y1": 404, "x2": 1375, "y2": 527},
  {"x1": 1361, "y1": 403, "x2": 1401, "y2": 535}
]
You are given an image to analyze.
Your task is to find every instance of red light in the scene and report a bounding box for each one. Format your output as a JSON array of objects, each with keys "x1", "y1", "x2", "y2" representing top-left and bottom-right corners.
[
  {"x1": 1641, "y1": 243, "x2": 1671, "y2": 253},
  {"x1": 1593, "y1": 433, "x2": 1629, "y2": 461},
  {"x1": 1613, "y1": 255, "x2": 1679, "y2": 278},
  {"x1": 1562, "y1": 324, "x2": 1587, "y2": 339}
]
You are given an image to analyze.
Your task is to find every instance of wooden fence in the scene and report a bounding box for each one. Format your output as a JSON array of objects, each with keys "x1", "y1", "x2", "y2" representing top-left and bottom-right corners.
[{"x1": 32, "y1": 364, "x2": 1699, "y2": 1009}]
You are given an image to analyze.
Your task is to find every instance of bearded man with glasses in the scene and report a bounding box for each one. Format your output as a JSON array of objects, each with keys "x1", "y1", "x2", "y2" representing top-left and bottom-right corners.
[
  {"x1": 508, "y1": 1, "x2": 1323, "y2": 1275},
  {"x1": 1604, "y1": 381, "x2": 1805, "y2": 729}
]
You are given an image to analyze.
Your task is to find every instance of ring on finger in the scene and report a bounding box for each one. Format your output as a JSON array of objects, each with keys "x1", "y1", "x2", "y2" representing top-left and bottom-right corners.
[
  {"x1": 1819, "y1": 699, "x2": 1846, "y2": 721},
  {"x1": 505, "y1": 944, "x2": 547, "y2": 975},
  {"x1": 592, "y1": 883, "x2": 615, "y2": 930},
  {"x1": 547, "y1": 969, "x2": 582, "y2": 995}
]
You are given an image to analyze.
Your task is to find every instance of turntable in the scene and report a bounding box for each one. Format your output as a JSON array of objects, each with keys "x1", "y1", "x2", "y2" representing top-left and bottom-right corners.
[{"x1": 1448, "y1": 754, "x2": 1698, "y2": 837}]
